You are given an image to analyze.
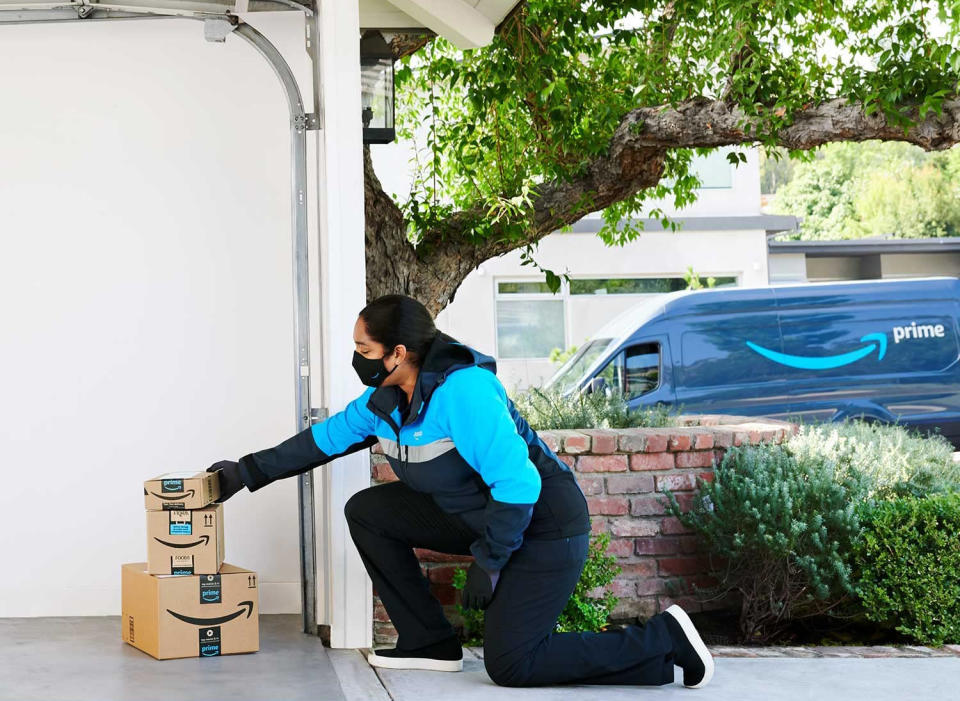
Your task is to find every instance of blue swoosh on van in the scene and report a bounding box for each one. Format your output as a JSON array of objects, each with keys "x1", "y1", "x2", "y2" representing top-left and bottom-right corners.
[{"x1": 745, "y1": 332, "x2": 887, "y2": 370}]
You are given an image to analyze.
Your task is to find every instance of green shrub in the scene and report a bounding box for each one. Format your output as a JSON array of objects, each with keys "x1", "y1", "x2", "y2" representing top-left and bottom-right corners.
[
  {"x1": 851, "y1": 492, "x2": 960, "y2": 646},
  {"x1": 664, "y1": 443, "x2": 863, "y2": 643},
  {"x1": 786, "y1": 418, "x2": 960, "y2": 500},
  {"x1": 511, "y1": 386, "x2": 679, "y2": 431},
  {"x1": 451, "y1": 533, "x2": 621, "y2": 644}
]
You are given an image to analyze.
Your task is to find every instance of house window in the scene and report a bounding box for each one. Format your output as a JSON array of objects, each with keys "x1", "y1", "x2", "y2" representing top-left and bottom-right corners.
[
  {"x1": 691, "y1": 149, "x2": 734, "y2": 189},
  {"x1": 495, "y1": 281, "x2": 566, "y2": 359},
  {"x1": 570, "y1": 276, "x2": 738, "y2": 295}
]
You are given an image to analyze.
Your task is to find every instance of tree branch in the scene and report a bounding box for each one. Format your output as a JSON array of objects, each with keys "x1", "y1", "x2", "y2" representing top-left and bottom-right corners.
[{"x1": 621, "y1": 96, "x2": 960, "y2": 152}]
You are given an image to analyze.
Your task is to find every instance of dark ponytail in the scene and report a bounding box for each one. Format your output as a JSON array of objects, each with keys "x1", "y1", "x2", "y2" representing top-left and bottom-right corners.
[{"x1": 359, "y1": 295, "x2": 438, "y2": 368}]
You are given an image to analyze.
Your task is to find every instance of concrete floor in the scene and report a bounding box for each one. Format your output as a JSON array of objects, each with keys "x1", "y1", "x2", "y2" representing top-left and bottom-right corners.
[
  {"x1": 4, "y1": 616, "x2": 958, "y2": 701},
  {"x1": 0, "y1": 615, "x2": 344, "y2": 701},
  {"x1": 369, "y1": 647, "x2": 960, "y2": 701}
]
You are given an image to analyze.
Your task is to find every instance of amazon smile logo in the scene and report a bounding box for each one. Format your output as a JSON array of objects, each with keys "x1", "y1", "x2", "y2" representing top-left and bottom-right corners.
[
  {"x1": 166, "y1": 601, "x2": 254, "y2": 626},
  {"x1": 149, "y1": 489, "x2": 195, "y2": 500},
  {"x1": 746, "y1": 333, "x2": 888, "y2": 370},
  {"x1": 153, "y1": 535, "x2": 210, "y2": 549}
]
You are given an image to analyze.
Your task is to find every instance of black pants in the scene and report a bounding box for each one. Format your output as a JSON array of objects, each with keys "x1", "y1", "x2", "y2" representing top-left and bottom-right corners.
[{"x1": 345, "y1": 481, "x2": 676, "y2": 687}]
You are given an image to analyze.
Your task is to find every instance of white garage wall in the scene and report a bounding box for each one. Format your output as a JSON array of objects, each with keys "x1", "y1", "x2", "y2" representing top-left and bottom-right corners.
[{"x1": 0, "y1": 13, "x2": 315, "y2": 615}]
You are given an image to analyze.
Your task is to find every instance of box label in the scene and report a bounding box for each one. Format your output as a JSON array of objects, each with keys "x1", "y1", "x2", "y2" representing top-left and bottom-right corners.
[
  {"x1": 200, "y1": 574, "x2": 222, "y2": 605},
  {"x1": 199, "y1": 626, "x2": 221, "y2": 657},
  {"x1": 162, "y1": 502, "x2": 186, "y2": 511},
  {"x1": 169, "y1": 511, "x2": 193, "y2": 536},
  {"x1": 161, "y1": 479, "x2": 185, "y2": 493},
  {"x1": 171, "y1": 555, "x2": 194, "y2": 576}
]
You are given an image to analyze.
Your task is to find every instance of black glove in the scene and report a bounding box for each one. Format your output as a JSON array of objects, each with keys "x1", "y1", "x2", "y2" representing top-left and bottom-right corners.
[
  {"x1": 461, "y1": 562, "x2": 500, "y2": 611},
  {"x1": 207, "y1": 460, "x2": 245, "y2": 503}
]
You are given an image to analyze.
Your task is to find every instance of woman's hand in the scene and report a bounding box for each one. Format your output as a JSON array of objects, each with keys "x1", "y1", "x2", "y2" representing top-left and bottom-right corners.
[
  {"x1": 207, "y1": 460, "x2": 244, "y2": 503},
  {"x1": 462, "y1": 562, "x2": 500, "y2": 610}
]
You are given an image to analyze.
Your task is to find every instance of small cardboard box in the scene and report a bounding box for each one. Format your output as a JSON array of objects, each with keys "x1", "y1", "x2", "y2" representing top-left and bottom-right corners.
[
  {"x1": 147, "y1": 504, "x2": 224, "y2": 576},
  {"x1": 143, "y1": 471, "x2": 220, "y2": 511},
  {"x1": 121, "y1": 562, "x2": 259, "y2": 659}
]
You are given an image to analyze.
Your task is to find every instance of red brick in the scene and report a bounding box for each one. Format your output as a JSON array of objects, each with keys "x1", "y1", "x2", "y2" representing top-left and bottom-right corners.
[
  {"x1": 635, "y1": 536, "x2": 682, "y2": 555},
  {"x1": 655, "y1": 473, "x2": 699, "y2": 492},
  {"x1": 637, "y1": 577, "x2": 665, "y2": 596},
  {"x1": 710, "y1": 430, "x2": 735, "y2": 448},
  {"x1": 698, "y1": 471, "x2": 716, "y2": 484},
  {"x1": 675, "y1": 451, "x2": 715, "y2": 468},
  {"x1": 608, "y1": 579, "x2": 638, "y2": 598},
  {"x1": 577, "y1": 476, "x2": 605, "y2": 496},
  {"x1": 430, "y1": 583, "x2": 457, "y2": 605},
  {"x1": 558, "y1": 431, "x2": 591, "y2": 454},
  {"x1": 618, "y1": 429, "x2": 669, "y2": 453},
  {"x1": 658, "y1": 596, "x2": 704, "y2": 613},
  {"x1": 658, "y1": 556, "x2": 707, "y2": 577},
  {"x1": 606, "y1": 538, "x2": 635, "y2": 558},
  {"x1": 661, "y1": 516, "x2": 695, "y2": 535},
  {"x1": 427, "y1": 565, "x2": 461, "y2": 584},
  {"x1": 580, "y1": 429, "x2": 619, "y2": 454},
  {"x1": 677, "y1": 536, "x2": 701, "y2": 553},
  {"x1": 590, "y1": 517, "x2": 608, "y2": 535},
  {"x1": 630, "y1": 495, "x2": 670, "y2": 516},
  {"x1": 587, "y1": 496, "x2": 629, "y2": 515},
  {"x1": 538, "y1": 431, "x2": 560, "y2": 452},
  {"x1": 414, "y1": 549, "x2": 473, "y2": 564},
  {"x1": 370, "y1": 442, "x2": 384, "y2": 454},
  {"x1": 576, "y1": 455, "x2": 628, "y2": 472},
  {"x1": 610, "y1": 518, "x2": 660, "y2": 537},
  {"x1": 373, "y1": 603, "x2": 391, "y2": 622},
  {"x1": 372, "y1": 461, "x2": 398, "y2": 482},
  {"x1": 606, "y1": 474, "x2": 655, "y2": 494},
  {"x1": 690, "y1": 429, "x2": 715, "y2": 450},
  {"x1": 618, "y1": 560, "x2": 657, "y2": 577},
  {"x1": 630, "y1": 452, "x2": 675, "y2": 471},
  {"x1": 667, "y1": 433, "x2": 692, "y2": 451},
  {"x1": 673, "y1": 493, "x2": 697, "y2": 512},
  {"x1": 559, "y1": 455, "x2": 576, "y2": 468}
]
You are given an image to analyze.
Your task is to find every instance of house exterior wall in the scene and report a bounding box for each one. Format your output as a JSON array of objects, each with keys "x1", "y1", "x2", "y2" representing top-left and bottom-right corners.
[{"x1": 0, "y1": 13, "x2": 314, "y2": 616}]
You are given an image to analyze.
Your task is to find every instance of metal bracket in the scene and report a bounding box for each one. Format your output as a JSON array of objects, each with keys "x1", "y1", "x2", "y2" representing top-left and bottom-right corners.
[
  {"x1": 203, "y1": 17, "x2": 237, "y2": 43},
  {"x1": 310, "y1": 407, "x2": 329, "y2": 424},
  {"x1": 293, "y1": 113, "x2": 321, "y2": 131}
]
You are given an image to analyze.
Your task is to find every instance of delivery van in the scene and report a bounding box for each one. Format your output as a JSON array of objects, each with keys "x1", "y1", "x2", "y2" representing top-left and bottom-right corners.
[{"x1": 543, "y1": 276, "x2": 960, "y2": 449}]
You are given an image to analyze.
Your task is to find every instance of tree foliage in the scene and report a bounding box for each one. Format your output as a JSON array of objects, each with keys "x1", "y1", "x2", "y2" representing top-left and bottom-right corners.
[
  {"x1": 368, "y1": 0, "x2": 960, "y2": 309},
  {"x1": 771, "y1": 142, "x2": 960, "y2": 239}
]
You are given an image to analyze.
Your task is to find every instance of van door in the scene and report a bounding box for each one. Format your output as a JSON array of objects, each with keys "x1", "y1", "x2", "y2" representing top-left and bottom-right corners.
[{"x1": 589, "y1": 336, "x2": 676, "y2": 409}]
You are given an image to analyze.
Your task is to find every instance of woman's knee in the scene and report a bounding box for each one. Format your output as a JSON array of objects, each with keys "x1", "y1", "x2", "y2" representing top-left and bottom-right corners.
[
  {"x1": 484, "y1": 656, "x2": 529, "y2": 688},
  {"x1": 343, "y1": 486, "x2": 381, "y2": 525}
]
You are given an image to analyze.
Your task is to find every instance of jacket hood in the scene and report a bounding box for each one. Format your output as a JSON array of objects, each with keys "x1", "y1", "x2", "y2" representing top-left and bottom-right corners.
[{"x1": 368, "y1": 331, "x2": 497, "y2": 429}]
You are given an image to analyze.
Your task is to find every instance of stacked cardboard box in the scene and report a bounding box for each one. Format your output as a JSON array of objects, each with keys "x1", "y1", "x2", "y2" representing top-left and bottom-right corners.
[{"x1": 122, "y1": 471, "x2": 260, "y2": 659}]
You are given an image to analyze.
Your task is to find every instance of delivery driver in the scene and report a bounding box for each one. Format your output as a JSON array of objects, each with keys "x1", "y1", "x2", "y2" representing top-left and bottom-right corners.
[{"x1": 207, "y1": 294, "x2": 714, "y2": 689}]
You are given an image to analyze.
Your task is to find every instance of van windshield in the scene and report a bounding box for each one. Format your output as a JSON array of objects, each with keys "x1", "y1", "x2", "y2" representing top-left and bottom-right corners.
[{"x1": 544, "y1": 338, "x2": 615, "y2": 394}]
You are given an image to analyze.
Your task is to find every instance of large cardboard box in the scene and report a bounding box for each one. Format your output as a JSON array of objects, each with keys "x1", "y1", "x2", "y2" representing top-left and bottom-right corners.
[
  {"x1": 121, "y1": 562, "x2": 259, "y2": 659},
  {"x1": 147, "y1": 504, "x2": 224, "y2": 575},
  {"x1": 143, "y1": 471, "x2": 219, "y2": 511}
]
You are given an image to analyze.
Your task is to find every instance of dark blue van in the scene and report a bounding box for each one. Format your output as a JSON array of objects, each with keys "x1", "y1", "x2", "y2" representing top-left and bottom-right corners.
[{"x1": 544, "y1": 276, "x2": 960, "y2": 448}]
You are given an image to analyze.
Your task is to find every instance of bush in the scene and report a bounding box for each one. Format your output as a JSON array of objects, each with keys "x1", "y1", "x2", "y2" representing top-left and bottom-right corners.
[
  {"x1": 511, "y1": 386, "x2": 679, "y2": 431},
  {"x1": 663, "y1": 443, "x2": 863, "y2": 643},
  {"x1": 851, "y1": 492, "x2": 960, "y2": 646},
  {"x1": 786, "y1": 418, "x2": 960, "y2": 500},
  {"x1": 451, "y1": 533, "x2": 621, "y2": 644}
]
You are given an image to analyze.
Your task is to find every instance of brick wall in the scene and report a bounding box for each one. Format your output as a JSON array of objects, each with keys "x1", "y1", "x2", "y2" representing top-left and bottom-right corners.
[{"x1": 369, "y1": 414, "x2": 798, "y2": 644}]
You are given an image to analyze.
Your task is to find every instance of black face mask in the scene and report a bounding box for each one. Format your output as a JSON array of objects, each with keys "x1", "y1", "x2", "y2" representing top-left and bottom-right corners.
[{"x1": 352, "y1": 349, "x2": 399, "y2": 387}]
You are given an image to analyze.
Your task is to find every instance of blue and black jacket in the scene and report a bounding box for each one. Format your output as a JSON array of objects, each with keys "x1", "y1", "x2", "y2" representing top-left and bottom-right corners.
[{"x1": 235, "y1": 332, "x2": 590, "y2": 574}]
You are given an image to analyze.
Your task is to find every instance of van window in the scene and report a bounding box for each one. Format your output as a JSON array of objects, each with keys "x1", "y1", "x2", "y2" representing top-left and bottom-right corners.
[
  {"x1": 594, "y1": 342, "x2": 661, "y2": 399},
  {"x1": 545, "y1": 338, "x2": 614, "y2": 393}
]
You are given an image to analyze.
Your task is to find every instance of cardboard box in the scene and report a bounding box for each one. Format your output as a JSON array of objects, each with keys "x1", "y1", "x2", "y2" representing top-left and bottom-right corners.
[
  {"x1": 147, "y1": 504, "x2": 224, "y2": 576},
  {"x1": 143, "y1": 471, "x2": 220, "y2": 511},
  {"x1": 121, "y1": 562, "x2": 259, "y2": 659}
]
